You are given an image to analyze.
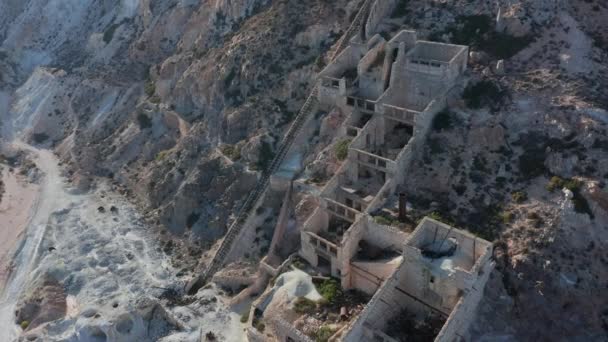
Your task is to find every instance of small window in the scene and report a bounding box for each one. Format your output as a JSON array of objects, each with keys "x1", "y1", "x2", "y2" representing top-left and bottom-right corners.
[{"x1": 430, "y1": 276, "x2": 435, "y2": 283}]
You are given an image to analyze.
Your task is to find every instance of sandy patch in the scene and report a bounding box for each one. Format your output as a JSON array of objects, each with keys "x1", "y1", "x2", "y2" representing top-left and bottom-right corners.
[{"x1": 0, "y1": 166, "x2": 39, "y2": 292}]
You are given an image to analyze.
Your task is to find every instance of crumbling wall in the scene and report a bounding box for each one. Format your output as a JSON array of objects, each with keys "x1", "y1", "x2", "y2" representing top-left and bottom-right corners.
[
  {"x1": 270, "y1": 317, "x2": 314, "y2": 342},
  {"x1": 435, "y1": 259, "x2": 494, "y2": 342},
  {"x1": 342, "y1": 259, "x2": 438, "y2": 341},
  {"x1": 339, "y1": 216, "x2": 368, "y2": 289},
  {"x1": 363, "y1": 217, "x2": 408, "y2": 250},
  {"x1": 318, "y1": 45, "x2": 366, "y2": 109},
  {"x1": 299, "y1": 207, "x2": 329, "y2": 267}
]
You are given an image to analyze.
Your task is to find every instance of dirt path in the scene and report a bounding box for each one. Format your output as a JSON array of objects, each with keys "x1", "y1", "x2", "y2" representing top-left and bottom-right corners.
[
  {"x1": 0, "y1": 167, "x2": 39, "y2": 293},
  {"x1": 0, "y1": 143, "x2": 63, "y2": 341}
]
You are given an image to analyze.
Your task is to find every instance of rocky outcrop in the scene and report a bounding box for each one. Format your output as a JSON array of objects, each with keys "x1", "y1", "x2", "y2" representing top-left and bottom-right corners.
[
  {"x1": 1, "y1": 0, "x2": 355, "y2": 241},
  {"x1": 15, "y1": 273, "x2": 66, "y2": 331}
]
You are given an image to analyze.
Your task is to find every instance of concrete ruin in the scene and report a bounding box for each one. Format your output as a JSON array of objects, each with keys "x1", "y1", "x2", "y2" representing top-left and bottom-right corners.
[
  {"x1": 240, "y1": 3, "x2": 496, "y2": 341},
  {"x1": 301, "y1": 28, "x2": 470, "y2": 289},
  {"x1": 343, "y1": 218, "x2": 494, "y2": 342}
]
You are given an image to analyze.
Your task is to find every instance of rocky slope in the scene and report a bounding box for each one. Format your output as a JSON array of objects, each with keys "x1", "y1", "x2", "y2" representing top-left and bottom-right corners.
[
  {"x1": 1, "y1": 0, "x2": 608, "y2": 340},
  {"x1": 381, "y1": 0, "x2": 608, "y2": 340},
  {"x1": 0, "y1": 0, "x2": 356, "y2": 243}
]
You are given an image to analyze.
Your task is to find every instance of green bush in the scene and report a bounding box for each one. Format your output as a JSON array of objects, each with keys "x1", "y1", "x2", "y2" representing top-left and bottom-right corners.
[
  {"x1": 432, "y1": 110, "x2": 456, "y2": 131},
  {"x1": 547, "y1": 176, "x2": 581, "y2": 193},
  {"x1": 317, "y1": 279, "x2": 342, "y2": 304},
  {"x1": 546, "y1": 176, "x2": 564, "y2": 192},
  {"x1": 315, "y1": 325, "x2": 337, "y2": 342},
  {"x1": 253, "y1": 320, "x2": 265, "y2": 332},
  {"x1": 511, "y1": 191, "x2": 527, "y2": 203},
  {"x1": 500, "y1": 211, "x2": 514, "y2": 224},
  {"x1": 220, "y1": 144, "x2": 241, "y2": 160},
  {"x1": 144, "y1": 81, "x2": 156, "y2": 97},
  {"x1": 334, "y1": 139, "x2": 352, "y2": 161},
  {"x1": 256, "y1": 140, "x2": 275, "y2": 171},
  {"x1": 150, "y1": 95, "x2": 161, "y2": 104},
  {"x1": 428, "y1": 211, "x2": 456, "y2": 226},
  {"x1": 103, "y1": 23, "x2": 119, "y2": 44},
  {"x1": 20, "y1": 321, "x2": 29, "y2": 330},
  {"x1": 155, "y1": 150, "x2": 169, "y2": 161},
  {"x1": 240, "y1": 307, "x2": 250, "y2": 323}
]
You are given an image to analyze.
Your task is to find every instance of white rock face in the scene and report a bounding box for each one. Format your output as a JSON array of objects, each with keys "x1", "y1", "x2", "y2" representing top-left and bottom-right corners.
[{"x1": 559, "y1": 188, "x2": 591, "y2": 227}]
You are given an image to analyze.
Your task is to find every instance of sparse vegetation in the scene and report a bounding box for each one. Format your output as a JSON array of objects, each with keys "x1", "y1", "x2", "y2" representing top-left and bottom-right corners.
[
  {"x1": 428, "y1": 211, "x2": 456, "y2": 226},
  {"x1": 428, "y1": 137, "x2": 444, "y2": 155},
  {"x1": 256, "y1": 140, "x2": 275, "y2": 171},
  {"x1": 374, "y1": 214, "x2": 401, "y2": 226},
  {"x1": 294, "y1": 297, "x2": 318, "y2": 314},
  {"x1": 186, "y1": 212, "x2": 200, "y2": 228},
  {"x1": 515, "y1": 133, "x2": 548, "y2": 180},
  {"x1": 430, "y1": 15, "x2": 532, "y2": 59},
  {"x1": 317, "y1": 279, "x2": 342, "y2": 304},
  {"x1": 315, "y1": 325, "x2": 337, "y2": 342},
  {"x1": 240, "y1": 307, "x2": 250, "y2": 323},
  {"x1": 155, "y1": 150, "x2": 169, "y2": 162},
  {"x1": 500, "y1": 211, "x2": 514, "y2": 224},
  {"x1": 137, "y1": 113, "x2": 152, "y2": 129},
  {"x1": 334, "y1": 138, "x2": 352, "y2": 161},
  {"x1": 432, "y1": 110, "x2": 456, "y2": 131},
  {"x1": 150, "y1": 95, "x2": 161, "y2": 104},
  {"x1": 462, "y1": 80, "x2": 505, "y2": 109},
  {"x1": 103, "y1": 23, "x2": 120, "y2": 44},
  {"x1": 545, "y1": 176, "x2": 593, "y2": 218},
  {"x1": 511, "y1": 191, "x2": 528, "y2": 203},
  {"x1": 32, "y1": 133, "x2": 49, "y2": 144},
  {"x1": 391, "y1": 0, "x2": 410, "y2": 18},
  {"x1": 144, "y1": 80, "x2": 156, "y2": 97},
  {"x1": 220, "y1": 144, "x2": 241, "y2": 161}
]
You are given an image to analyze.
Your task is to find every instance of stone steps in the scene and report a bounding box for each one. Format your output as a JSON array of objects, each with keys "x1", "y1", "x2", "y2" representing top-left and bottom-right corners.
[{"x1": 189, "y1": 0, "x2": 376, "y2": 293}]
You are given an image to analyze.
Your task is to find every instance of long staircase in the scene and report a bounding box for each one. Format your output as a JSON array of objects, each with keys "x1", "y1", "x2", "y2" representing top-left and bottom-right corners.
[
  {"x1": 330, "y1": 0, "x2": 374, "y2": 61},
  {"x1": 187, "y1": 0, "x2": 375, "y2": 294}
]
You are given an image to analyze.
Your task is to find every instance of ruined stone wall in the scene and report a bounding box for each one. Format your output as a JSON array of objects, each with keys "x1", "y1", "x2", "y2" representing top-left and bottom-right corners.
[
  {"x1": 342, "y1": 259, "x2": 438, "y2": 341},
  {"x1": 339, "y1": 216, "x2": 368, "y2": 289},
  {"x1": 299, "y1": 207, "x2": 328, "y2": 266},
  {"x1": 387, "y1": 30, "x2": 417, "y2": 49},
  {"x1": 364, "y1": 216, "x2": 408, "y2": 250},
  {"x1": 318, "y1": 45, "x2": 366, "y2": 109},
  {"x1": 271, "y1": 317, "x2": 314, "y2": 342},
  {"x1": 350, "y1": 259, "x2": 398, "y2": 295},
  {"x1": 435, "y1": 259, "x2": 494, "y2": 342}
]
